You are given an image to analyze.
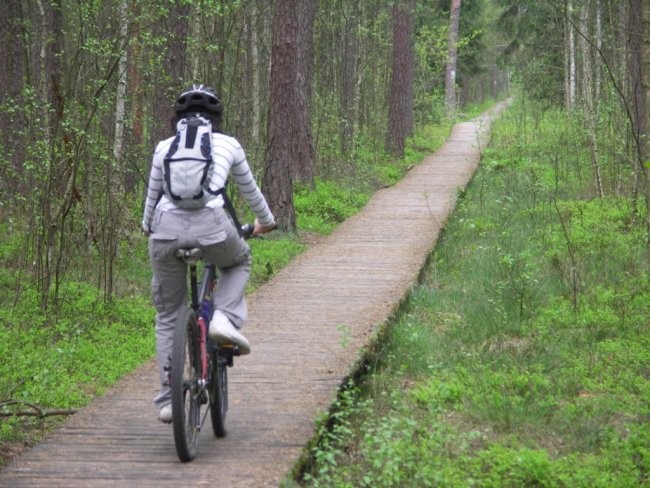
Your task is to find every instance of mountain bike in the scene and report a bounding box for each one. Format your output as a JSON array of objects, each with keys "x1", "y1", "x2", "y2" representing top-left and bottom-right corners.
[{"x1": 168, "y1": 223, "x2": 255, "y2": 462}]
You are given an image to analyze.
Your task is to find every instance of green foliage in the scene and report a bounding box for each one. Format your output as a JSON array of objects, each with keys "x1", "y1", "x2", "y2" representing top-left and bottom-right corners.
[
  {"x1": 540, "y1": 198, "x2": 645, "y2": 288},
  {"x1": 295, "y1": 180, "x2": 371, "y2": 234},
  {"x1": 495, "y1": 1, "x2": 565, "y2": 105}
]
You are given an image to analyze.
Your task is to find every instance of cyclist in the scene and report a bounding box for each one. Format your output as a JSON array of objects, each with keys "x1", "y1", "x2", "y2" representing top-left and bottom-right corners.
[{"x1": 141, "y1": 85, "x2": 276, "y2": 423}]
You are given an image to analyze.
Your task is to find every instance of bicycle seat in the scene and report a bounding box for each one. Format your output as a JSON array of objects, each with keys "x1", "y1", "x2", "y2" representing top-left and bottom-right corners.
[{"x1": 174, "y1": 248, "x2": 203, "y2": 261}]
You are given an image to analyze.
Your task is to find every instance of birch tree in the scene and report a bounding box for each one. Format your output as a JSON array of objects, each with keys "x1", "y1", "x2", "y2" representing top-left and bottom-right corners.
[
  {"x1": 578, "y1": 1, "x2": 604, "y2": 197},
  {"x1": 105, "y1": 0, "x2": 130, "y2": 300},
  {"x1": 445, "y1": 0, "x2": 462, "y2": 114},
  {"x1": 565, "y1": 0, "x2": 577, "y2": 110}
]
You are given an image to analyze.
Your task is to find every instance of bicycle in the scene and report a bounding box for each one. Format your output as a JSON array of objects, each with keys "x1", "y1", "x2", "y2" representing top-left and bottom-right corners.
[{"x1": 167, "y1": 223, "x2": 256, "y2": 462}]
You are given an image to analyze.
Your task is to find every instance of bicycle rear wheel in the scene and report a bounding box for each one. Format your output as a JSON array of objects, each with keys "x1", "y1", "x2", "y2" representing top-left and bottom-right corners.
[
  {"x1": 171, "y1": 307, "x2": 201, "y2": 462},
  {"x1": 209, "y1": 345, "x2": 228, "y2": 437}
]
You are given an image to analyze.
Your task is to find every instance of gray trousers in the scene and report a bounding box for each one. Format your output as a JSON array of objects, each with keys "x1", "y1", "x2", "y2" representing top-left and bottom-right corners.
[{"x1": 148, "y1": 205, "x2": 251, "y2": 408}]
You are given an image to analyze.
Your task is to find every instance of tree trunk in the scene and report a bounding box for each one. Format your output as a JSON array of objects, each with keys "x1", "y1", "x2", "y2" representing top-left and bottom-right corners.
[
  {"x1": 250, "y1": 3, "x2": 262, "y2": 155},
  {"x1": 105, "y1": 0, "x2": 129, "y2": 301},
  {"x1": 263, "y1": 0, "x2": 301, "y2": 231},
  {"x1": 35, "y1": 0, "x2": 65, "y2": 310},
  {"x1": 594, "y1": 0, "x2": 602, "y2": 102},
  {"x1": 291, "y1": 0, "x2": 316, "y2": 187},
  {"x1": 126, "y1": 0, "x2": 143, "y2": 192},
  {"x1": 385, "y1": 0, "x2": 415, "y2": 157},
  {"x1": 445, "y1": 0, "x2": 462, "y2": 114},
  {"x1": 0, "y1": 0, "x2": 26, "y2": 195},
  {"x1": 113, "y1": 0, "x2": 128, "y2": 169},
  {"x1": 152, "y1": 3, "x2": 190, "y2": 144},
  {"x1": 636, "y1": 0, "x2": 650, "y2": 258},
  {"x1": 565, "y1": 0, "x2": 577, "y2": 110},
  {"x1": 579, "y1": 2, "x2": 604, "y2": 198},
  {"x1": 628, "y1": 0, "x2": 650, "y2": 261},
  {"x1": 341, "y1": 4, "x2": 360, "y2": 155}
]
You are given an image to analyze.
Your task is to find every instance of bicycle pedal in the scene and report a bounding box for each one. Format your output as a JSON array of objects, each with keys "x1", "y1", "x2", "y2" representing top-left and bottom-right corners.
[{"x1": 200, "y1": 391, "x2": 209, "y2": 405}]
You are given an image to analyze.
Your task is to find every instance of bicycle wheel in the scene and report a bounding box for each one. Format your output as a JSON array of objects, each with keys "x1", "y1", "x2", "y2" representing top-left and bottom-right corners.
[
  {"x1": 209, "y1": 344, "x2": 228, "y2": 437},
  {"x1": 171, "y1": 307, "x2": 201, "y2": 462}
]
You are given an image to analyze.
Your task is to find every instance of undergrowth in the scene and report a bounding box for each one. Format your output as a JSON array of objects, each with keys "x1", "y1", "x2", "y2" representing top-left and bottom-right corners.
[{"x1": 298, "y1": 99, "x2": 650, "y2": 486}]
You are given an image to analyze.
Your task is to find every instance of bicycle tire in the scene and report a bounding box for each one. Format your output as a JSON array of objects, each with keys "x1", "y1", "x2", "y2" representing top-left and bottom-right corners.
[
  {"x1": 171, "y1": 307, "x2": 201, "y2": 462},
  {"x1": 209, "y1": 345, "x2": 228, "y2": 437}
]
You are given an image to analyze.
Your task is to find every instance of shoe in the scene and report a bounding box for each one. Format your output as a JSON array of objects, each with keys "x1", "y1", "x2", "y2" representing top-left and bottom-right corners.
[
  {"x1": 159, "y1": 404, "x2": 172, "y2": 423},
  {"x1": 209, "y1": 310, "x2": 251, "y2": 355}
]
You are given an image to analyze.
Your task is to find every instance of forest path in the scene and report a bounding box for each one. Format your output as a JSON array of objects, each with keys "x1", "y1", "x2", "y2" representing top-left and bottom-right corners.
[{"x1": 0, "y1": 101, "x2": 508, "y2": 488}]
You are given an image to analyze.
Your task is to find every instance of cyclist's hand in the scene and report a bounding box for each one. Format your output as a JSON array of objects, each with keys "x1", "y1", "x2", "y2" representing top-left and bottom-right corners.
[{"x1": 252, "y1": 219, "x2": 276, "y2": 236}]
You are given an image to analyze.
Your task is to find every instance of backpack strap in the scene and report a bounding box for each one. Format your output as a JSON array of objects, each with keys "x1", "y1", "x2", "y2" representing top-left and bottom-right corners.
[{"x1": 211, "y1": 187, "x2": 243, "y2": 237}]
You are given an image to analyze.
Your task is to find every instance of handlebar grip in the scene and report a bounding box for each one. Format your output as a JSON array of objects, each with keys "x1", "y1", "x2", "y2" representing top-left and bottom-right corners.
[{"x1": 240, "y1": 223, "x2": 255, "y2": 239}]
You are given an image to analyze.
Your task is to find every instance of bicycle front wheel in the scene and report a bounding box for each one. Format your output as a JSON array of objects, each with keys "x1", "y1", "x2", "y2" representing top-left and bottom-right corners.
[{"x1": 171, "y1": 307, "x2": 201, "y2": 462}]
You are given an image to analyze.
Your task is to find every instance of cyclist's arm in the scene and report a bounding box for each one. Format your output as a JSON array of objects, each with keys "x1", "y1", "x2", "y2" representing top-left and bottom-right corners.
[
  {"x1": 141, "y1": 141, "x2": 168, "y2": 233},
  {"x1": 223, "y1": 140, "x2": 275, "y2": 228},
  {"x1": 252, "y1": 219, "x2": 276, "y2": 236}
]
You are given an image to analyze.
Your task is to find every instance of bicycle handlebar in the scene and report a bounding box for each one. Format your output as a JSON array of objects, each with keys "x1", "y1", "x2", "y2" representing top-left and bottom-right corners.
[
  {"x1": 240, "y1": 223, "x2": 277, "y2": 240},
  {"x1": 240, "y1": 223, "x2": 255, "y2": 240}
]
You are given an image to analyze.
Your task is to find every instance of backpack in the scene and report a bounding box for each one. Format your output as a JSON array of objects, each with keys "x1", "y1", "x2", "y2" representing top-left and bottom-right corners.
[{"x1": 162, "y1": 116, "x2": 214, "y2": 209}]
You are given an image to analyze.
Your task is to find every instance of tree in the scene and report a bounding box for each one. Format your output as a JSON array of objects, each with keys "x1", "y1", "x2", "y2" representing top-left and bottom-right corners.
[
  {"x1": 385, "y1": 0, "x2": 415, "y2": 157},
  {"x1": 565, "y1": 0, "x2": 577, "y2": 110},
  {"x1": 340, "y1": 2, "x2": 361, "y2": 154},
  {"x1": 628, "y1": 0, "x2": 650, "y2": 255},
  {"x1": 644, "y1": 1, "x2": 650, "y2": 256},
  {"x1": 263, "y1": 0, "x2": 317, "y2": 231},
  {"x1": 445, "y1": 0, "x2": 462, "y2": 113},
  {"x1": 291, "y1": 0, "x2": 317, "y2": 186},
  {"x1": 0, "y1": 0, "x2": 25, "y2": 191},
  {"x1": 36, "y1": 0, "x2": 66, "y2": 309},
  {"x1": 578, "y1": 1, "x2": 604, "y2": 197},
  {"x1": 105, "y1": 0, "x2": 130, "y2": 301},
  {"x1": 151, "y1": 3, "x2": 191, "y2": 145}
]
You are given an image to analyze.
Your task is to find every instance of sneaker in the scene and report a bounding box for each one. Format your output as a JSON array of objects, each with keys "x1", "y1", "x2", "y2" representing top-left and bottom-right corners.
[
  {"x1": 209, "y1": 310, "x2": 251, "y2": 355},
  {"x1": 159, "y1": 404, "x2": 172, "y2": 423}
]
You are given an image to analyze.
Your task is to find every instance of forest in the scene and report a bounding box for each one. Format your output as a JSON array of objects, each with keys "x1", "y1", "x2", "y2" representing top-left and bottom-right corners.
[
  {"x1": 0, "y1": 0, "x2": 507, "y2": 309},
  {"x1": 1, "y1": 0, "x2": 649, "y2": 484}
]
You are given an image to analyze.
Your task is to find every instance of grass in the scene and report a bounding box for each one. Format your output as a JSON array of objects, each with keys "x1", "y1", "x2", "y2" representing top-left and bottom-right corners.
[{"x1": 298, "y1": 99, "x2": 650, "y2": 487}]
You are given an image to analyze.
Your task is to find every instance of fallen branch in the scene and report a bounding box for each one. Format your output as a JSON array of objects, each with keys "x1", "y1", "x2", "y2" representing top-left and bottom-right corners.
[{"x1": 0, "y1": 400, "x2": 77, "y2": 418}]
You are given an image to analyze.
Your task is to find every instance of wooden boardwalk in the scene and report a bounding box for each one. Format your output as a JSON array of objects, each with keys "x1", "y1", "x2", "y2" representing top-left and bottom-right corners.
[{"x1": 0, "y1": 103, "x2": 507, "y2": 487}]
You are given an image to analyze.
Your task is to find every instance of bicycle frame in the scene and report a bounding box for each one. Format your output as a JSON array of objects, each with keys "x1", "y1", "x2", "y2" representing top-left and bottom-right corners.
[{"x1": 182, "y1": 251, "x2": 216, "y2": 388}]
